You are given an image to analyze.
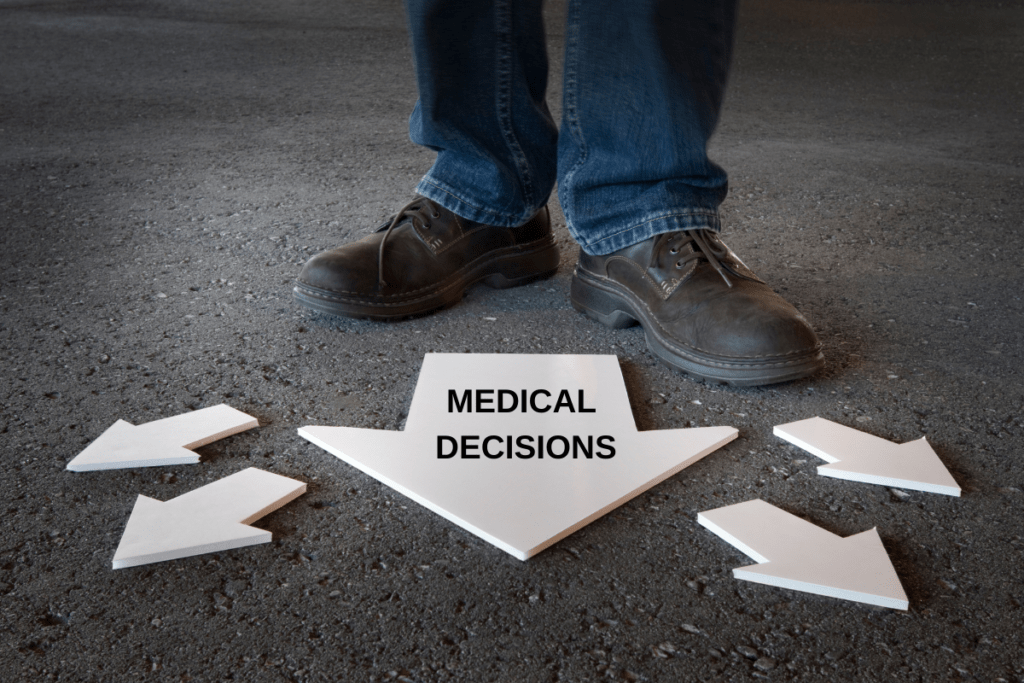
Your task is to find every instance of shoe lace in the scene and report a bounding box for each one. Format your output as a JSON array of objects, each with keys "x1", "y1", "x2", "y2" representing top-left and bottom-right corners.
[
  {"x1": 377, "y1": 197, "x2": 441, "y2": 288},
  {"x1": 658, "y1": 229, "x2": 733, "y2": 288}
]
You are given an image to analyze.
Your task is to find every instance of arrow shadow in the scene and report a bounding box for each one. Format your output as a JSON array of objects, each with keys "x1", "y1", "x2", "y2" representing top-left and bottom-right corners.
[
  {"x1": 877, "y1": 535, "x2": 928, "y2": 609},
  {"x1": 929, "y1": 440, "x2": 979, "y2": 495},
  {"x1": 615, "y1": 357, "x2": 654, "y2": 432},
  {"x1": 190, "y1": 422, "x2": 265, "y2": 465},
  {"x1": 189, "y1": 441, "x2": 240, "y2": 465}
]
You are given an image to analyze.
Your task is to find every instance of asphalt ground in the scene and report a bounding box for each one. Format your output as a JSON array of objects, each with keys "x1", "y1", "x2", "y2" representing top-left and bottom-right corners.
[{"x1": 2, "y1": 0, "x2": 1023, "y2": 681}]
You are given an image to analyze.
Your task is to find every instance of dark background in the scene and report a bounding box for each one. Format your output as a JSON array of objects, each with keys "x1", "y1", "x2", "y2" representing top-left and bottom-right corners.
[{"x1": 2, "y1": 0, "x2": 1022, "y2": 680}]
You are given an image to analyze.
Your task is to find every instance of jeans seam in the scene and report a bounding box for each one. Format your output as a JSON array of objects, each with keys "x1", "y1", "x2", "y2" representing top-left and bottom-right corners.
[
  {"x1": 559, "y1": 0, "x2": 587, "y2": 229},
  {"x1": 495, "y1": 0, "x2": 534, "y2": 211}
]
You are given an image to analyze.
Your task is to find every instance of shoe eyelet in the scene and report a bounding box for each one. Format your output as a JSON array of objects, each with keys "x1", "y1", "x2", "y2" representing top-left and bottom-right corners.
[
  {"x1": 675, "y1": 260, "x2": 684, "y2": 268},
  {"x1": 432, "y1": 211, "x2": 440, "y2": 219},
  {"x1": 669, "y1": 248, "x2": 678, "y2": 254}
]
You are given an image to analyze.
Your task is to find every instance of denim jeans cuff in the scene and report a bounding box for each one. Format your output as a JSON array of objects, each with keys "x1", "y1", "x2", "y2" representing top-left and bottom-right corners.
[
  {"x1": 576, "y1": 209, "x2": 722, "y2": 256},
  {"x1": 416, "y1": 176, "x2": 536, "y2": 228}
]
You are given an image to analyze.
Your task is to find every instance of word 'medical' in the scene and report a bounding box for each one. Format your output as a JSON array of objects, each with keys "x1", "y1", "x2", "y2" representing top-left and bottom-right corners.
[{"x1": 448, "y1": 389, "x2": 596, "y2": 414}]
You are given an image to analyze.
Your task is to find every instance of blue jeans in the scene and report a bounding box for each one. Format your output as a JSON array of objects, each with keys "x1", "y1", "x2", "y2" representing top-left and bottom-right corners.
[{"x1": 406, "y1": 0, "x2": 737, "y2": 255}]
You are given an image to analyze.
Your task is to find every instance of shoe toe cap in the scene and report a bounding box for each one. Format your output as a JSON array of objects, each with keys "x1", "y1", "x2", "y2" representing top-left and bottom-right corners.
[
  {"x1": 296, "y1": 245, "x2": 378, "y2": 294},
  {"x1": 689, "y1": 288, "x2": 821, "y2": 361}
]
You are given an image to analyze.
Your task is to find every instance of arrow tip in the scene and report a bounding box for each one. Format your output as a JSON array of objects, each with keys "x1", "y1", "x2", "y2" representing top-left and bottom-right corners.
[
  {"x1": 735, "y1": 527, "x2": 909, "y2": 610},
  {"x1": 816, "y1": 435, "x2": 961, "y2": 496},
  {"x1": 68, "y1": 420, "x2": 200, "y2": 471},
  {"x1": 112, "y1": 494, "x2": 271, "y2": 569}
]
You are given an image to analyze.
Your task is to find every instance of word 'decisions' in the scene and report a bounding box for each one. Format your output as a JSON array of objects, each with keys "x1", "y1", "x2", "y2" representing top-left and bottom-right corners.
[{"x1": 438, "y1": 389, "x2": 616, "y2": 460}]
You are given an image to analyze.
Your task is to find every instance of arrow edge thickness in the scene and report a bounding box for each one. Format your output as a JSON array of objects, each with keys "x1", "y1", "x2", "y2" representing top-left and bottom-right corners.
[
  {"x1": 775, "y1": 418, "x2": 960, "y2": 497},
  {"x1": 111, "y1": 495, "x2": 272, "y2": 570},
  {"x1": 697, "y1": 509, "x2": 770, "y2": 563},
  {"x1": 733, "y1": 527, "x2": 910, "y2": 610},
  {"x1": 67, "y1": 405, "x2": 259, "y2": 472},
  {"x1": 699, "y1": 501, "x2": 909, "y2": 610},
  {"x1": 111, "y1": 469, "x2": 305, "y2": 570},
  {"x1": 112, "y1": 526, "x2": 271, "y2": 569},
  {"x1": 815, "y1": 462, "x2": 961, "y2": 497},
  {"x1": 772, "y1": 419, "x2": 839, "y2": 463}
]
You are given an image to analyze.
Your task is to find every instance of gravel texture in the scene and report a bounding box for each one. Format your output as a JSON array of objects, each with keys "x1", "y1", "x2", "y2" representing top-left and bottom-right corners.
[{"x1": 2, "y1": 0, "x2": 1023, "y2": 681}]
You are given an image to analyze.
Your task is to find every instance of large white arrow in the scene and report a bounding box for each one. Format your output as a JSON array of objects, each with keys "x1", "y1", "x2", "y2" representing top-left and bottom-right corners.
[
  {"x1": 699, "y1": 499, "x2": 908, "y2": 610},
  {"x1": 774, "y1": 416, "x2": 960, "y2": 496},
  {"x1": 67, "y1": 404, "x2": 259, "y2": 471},
  {"x1": 112, "y1": 467, "x2": 306, "y2": 569},
  {"x1": 300, "y1": 353, "x2": 737, "y2": 560}
]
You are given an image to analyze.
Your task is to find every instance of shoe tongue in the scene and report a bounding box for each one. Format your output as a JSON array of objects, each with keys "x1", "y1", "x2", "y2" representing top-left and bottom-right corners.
[
  {"x1": 374, "y1": 202, "x2": 428, "y2": 233},
  {"x1": 687, "y1": 230, "x2": 728, "y2": 261}
]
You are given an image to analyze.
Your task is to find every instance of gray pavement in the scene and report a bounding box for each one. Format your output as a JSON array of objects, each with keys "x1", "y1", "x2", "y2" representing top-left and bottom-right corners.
[{"x1": 2, "y1": 0, "x2": 1023, "y2": 680}]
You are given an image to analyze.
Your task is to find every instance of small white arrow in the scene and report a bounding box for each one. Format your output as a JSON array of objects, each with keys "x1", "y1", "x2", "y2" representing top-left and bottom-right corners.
[
  {"x1": 112, "y1": 467, "x2": 306, "y2": 569},
  {"x1": 67, "y1": 404, "x2": 259, "y2": 471},
  {"x1": 698, "y1": 499, "x2": 908, "y2": 610},
  {"x1": 774, "y1": 416, "x2": 960, "y2": 496}
]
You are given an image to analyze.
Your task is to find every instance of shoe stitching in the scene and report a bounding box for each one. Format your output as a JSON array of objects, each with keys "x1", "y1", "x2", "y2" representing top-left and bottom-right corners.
[
  {"x1": 604, "y1": 255, "x2": 693, "y2": 300},
  {"x1": 494, "y1": 0, "x2": 537, "y2": 211},
  {"x1": 432, "y1": 214, "x2": 472, "y2": 255}
]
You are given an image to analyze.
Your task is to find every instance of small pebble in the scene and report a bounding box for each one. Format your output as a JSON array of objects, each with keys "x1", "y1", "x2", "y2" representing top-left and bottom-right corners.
[
  {"x1": 651, "y1": 642, "x2": 676, "y2": 658},
  {"x1": 737, "y1": 645, "x2": 759, "y2": 660},
  {"x1": 754, "y1": 657, "x2": 777, "y2": 672}
]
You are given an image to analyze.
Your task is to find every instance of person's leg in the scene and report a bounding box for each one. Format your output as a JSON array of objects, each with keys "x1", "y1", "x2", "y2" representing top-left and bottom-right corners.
[
  {"x1": 408, "y1": 0, "x2": 558, "y2": 227},
  {"x1": 562, "y1": 0, "x2": 824, "y2": 385},
  {"x1": 294, "y1": 0, "x2": 560, "y2": 320},
  {"x1": 558, "y1": 0, "x2": 734, "y2": 252}
]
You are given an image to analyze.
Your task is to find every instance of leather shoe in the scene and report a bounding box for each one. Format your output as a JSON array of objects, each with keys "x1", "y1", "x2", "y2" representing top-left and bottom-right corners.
[
  {"x1": 570, "y1": 229, "x2": 823, "y2": 386},
  {"x1": 295, "y1": 197, "x2": 559, "y2": 320}
]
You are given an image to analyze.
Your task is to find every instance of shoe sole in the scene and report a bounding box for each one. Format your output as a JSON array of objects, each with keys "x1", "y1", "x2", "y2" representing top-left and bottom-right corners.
[
  {"x1": 294, "y1": 239, "x2": 560, "y2": 321},
  {"x1": 570, "y1": 267, "x2": 824, "y2": 387}
]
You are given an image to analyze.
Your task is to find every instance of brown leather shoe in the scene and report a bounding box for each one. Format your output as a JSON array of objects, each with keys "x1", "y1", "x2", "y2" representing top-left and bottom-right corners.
[
  {"x1": 294, "y1": 197, "x2": 559, "y2": 320},
  {"x1": 571, "y1": 229, "x2": 824, "y2": 386}
]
